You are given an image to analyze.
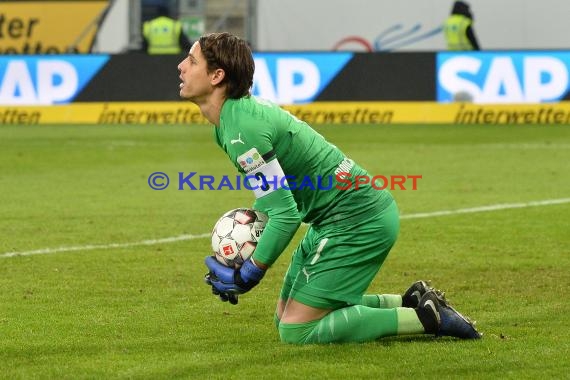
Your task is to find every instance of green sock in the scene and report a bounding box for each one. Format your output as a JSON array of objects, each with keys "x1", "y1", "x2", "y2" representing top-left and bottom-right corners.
[
  {"x1": 360, "y1": 294, "x2": 403, "y2": 308},
  {"x1": 279, "y1": 305, "x2": 426, "y2": 344},
  {"x1": 396, "y1": 307, "x2": 425, "y2": 335}
]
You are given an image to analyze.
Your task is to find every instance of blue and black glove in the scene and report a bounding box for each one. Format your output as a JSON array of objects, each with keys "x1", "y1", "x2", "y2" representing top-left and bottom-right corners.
[{"x1": 204, "y1": 256, "x2": 266, "y2": 305}]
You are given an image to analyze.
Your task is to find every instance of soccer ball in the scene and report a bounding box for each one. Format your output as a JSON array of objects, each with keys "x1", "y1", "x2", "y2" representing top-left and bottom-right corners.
[{"x1": 211, "y1": 208, "x2": 268, "y2": 267}]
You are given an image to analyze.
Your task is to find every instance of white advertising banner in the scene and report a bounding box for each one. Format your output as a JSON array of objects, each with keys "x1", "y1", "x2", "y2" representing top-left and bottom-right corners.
[
  {"x1": 437, "y1": 52, "x2": 570, "y2": 103},
  {"x1": 255, "y1": 0, "x2": 570, "y2": 51}
]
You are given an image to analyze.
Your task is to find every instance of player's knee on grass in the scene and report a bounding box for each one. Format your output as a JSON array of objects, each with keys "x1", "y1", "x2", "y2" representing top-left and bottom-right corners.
[{"x1": 278, "y1": 321, "x2": 319, "y2": 344}]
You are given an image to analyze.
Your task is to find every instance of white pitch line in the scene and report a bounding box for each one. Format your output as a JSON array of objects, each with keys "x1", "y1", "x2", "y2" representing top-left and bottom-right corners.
[
  {"x1": 2, "y1": 198, "x2": 569, "y2": 259},
  {"x1": 400, "y1": 197, "x2": 570, "y2": 219},
  {"x1": 1, "y1": 233, "x2": 210, "y2": 258}
]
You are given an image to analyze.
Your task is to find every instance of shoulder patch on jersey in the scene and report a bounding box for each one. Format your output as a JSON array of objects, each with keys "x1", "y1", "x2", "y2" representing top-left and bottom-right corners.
[{"x1": 237, "y1": 148, "x2": 267, "y2": 173}]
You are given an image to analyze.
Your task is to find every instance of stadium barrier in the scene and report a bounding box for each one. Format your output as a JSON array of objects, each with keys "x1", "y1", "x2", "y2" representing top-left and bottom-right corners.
[
  {"x1": 4, "y1": 52, "x2": 570, "y2": 109},
  {"x1": 3, "y1": 102, "x2": 570, "y2": 125}
]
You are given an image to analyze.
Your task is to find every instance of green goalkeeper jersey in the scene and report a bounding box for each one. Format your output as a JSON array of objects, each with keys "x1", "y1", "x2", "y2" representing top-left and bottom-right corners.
[{"x1": 214, "y1": 96, "x2": 393, "y2": 266}]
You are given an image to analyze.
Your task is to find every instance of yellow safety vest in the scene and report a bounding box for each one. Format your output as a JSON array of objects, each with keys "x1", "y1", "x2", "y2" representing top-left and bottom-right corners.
[
  {"x1": 443, "y1": 15, "x2": 475, "y2": 51},
  {"x1": 143, "y1": 16, "x2": 182, "y2": 54}
]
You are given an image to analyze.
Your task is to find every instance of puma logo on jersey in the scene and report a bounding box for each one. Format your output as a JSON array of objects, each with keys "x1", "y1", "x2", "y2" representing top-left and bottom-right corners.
[
  {"x1": 302, "y1": 267, "x2": 315, "y2": 283},
  {"x1": 230, "y1": 133, "x2": 244, "y2": 145}
]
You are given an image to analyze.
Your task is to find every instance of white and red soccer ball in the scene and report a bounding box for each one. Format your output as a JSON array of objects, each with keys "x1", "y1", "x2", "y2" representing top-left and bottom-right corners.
[{"x1": 211, "y1": 208, "x2": 268, "y2": 267}]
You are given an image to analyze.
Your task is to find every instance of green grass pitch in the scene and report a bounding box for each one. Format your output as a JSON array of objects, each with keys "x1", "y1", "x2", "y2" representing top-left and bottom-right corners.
[{"x1": 1, "y1": 123, "x2": 569, "y2": 379}]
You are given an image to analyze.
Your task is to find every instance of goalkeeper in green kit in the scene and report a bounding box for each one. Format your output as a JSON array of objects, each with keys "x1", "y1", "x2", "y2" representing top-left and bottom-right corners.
[{"x1": 177, "y1": 32, "x2": 481, "y2": 344}]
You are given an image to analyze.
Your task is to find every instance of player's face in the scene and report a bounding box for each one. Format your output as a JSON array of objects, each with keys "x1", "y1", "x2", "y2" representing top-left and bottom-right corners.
[{"x1": 177, "y1": 42, "x2": 213, "y2": 102}]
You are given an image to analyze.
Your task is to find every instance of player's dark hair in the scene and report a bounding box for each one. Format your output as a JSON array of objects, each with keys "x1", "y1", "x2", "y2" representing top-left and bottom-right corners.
[{"x1": 199, "y1": 32, "x2": 254, "y2": 99}]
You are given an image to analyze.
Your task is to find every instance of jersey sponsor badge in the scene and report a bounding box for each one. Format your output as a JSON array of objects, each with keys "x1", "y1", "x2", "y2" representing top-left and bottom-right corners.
[{"x1": 237, "y1": 148, "x2": 266, "y2": 173}]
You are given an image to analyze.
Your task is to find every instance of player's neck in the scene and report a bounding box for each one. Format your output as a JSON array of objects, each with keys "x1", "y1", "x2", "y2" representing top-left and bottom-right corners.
[{"x1": 199, "y1": 94, "x2": 226, "y2": 126}]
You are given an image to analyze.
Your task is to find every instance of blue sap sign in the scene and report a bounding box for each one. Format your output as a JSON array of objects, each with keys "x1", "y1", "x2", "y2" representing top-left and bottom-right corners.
[
  {"x1": 0, "y1": 56, "x2": 109, "y2": 105},
  {"x1": 437, "y1": 52, "x2": 570, "y2": 103},
  {"x1": 252, "y1": 53, "x2": 352, "y2": 104}
]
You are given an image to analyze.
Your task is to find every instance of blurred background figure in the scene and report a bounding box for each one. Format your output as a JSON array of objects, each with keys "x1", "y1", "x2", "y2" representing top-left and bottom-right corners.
[
  {"x1": 142, "y1": 4, "x2": 192, "y2": 54},
  {"x1": 443, "y1": 1, "x2": 480, "y2": 51}
]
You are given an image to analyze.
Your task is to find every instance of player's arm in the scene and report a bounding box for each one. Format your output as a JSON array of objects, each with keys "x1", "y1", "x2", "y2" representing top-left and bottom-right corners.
[
  {"x1": 229, "y1": 118, "x2": 301, "y2": 268},
  {"x1": 205, "y1": 158, "x2": 300, "y2": 300},
  {"x1": 205, "y1": 116, "x2": 299, "y2": 301},
  {"x1": 249, "y1": 168, "x2": 301, "y2": 268}
]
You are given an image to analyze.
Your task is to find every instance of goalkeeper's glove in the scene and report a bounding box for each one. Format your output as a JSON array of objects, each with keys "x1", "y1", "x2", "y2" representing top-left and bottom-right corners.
[{"x1": 204, "y1": 256, "x2": 266, "y2": 305}]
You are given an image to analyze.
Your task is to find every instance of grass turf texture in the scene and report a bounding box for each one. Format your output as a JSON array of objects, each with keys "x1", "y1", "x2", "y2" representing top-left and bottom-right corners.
[{"x1": 1, "y1": 123, "x2": 569, "y2": 379}]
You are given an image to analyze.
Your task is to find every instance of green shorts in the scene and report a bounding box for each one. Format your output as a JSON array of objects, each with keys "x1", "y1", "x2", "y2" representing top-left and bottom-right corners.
[{"x1": 279, "y1": 200, "x2": 400, "y2": 309}]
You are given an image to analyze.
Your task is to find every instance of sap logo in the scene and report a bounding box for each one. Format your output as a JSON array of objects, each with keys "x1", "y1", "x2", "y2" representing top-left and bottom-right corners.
[
  {"x1": 252, "y1": 53, "x2": 352, "y2": 104},
  {"x1": 0, "y1": 60, "x2": 78, "y2": 105},
  {"x1": 253, "y1": 58, "x2": 318, "y2": 104},
  {"x1": 438, "y1": 55, "x2": 569, "y2": 103},
  {"x1": 0, "y1": 56, "x2": 109, "y2": 105}
]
